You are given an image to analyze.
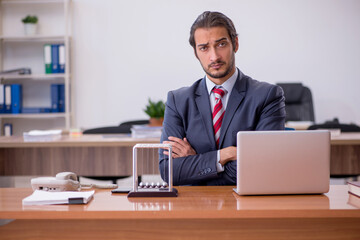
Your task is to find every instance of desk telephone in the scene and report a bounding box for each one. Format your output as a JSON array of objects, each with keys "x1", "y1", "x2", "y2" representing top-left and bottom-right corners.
[
  {"x1": 31, "y1": 172, "x2": 118, "y2": 191},
  {"x1": 31, "y1": 172, "x2": 81, "y2": 191}
]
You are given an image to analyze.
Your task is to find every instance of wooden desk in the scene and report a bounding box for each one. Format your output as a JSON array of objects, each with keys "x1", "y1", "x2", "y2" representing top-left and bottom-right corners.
[
  {"x1": 330, "y1": 133, "x2": 360, "y2": 176},
  {"x1": 0, "y1": 185, "x2": 359, "y2": 240},
  {"x1": 0, "y1": 133, "x2": 359, "y2": 176},
  {"x1": 0, "y1": 134, "x2": 160, "y2": 176}
]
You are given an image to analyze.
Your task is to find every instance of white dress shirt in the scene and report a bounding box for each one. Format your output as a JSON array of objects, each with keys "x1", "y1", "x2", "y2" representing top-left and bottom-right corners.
[{"x1": 205, "y1": 69, "x2": 238, "y2": 172}]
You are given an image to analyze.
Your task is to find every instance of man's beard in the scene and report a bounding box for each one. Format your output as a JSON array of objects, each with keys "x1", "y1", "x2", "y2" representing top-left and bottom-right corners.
[{"x1": 202, "y1": 53, "x2": 235, "y2": 80}]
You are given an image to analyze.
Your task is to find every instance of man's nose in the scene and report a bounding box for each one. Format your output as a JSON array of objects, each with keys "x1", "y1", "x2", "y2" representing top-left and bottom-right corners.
[{"x1": 209, "y1": 47, "x2": 220, "y2": 62}]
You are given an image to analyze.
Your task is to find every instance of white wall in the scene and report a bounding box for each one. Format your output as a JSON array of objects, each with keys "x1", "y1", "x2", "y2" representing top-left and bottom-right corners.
[{"x1": 72, "y1": 0, "x2": 360, "y2": 129}]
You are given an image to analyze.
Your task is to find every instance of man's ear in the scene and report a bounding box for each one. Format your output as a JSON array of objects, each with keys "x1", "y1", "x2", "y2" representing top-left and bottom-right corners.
[{"x1": 234, "y1": 36, "x2": 239, "y2": 53}]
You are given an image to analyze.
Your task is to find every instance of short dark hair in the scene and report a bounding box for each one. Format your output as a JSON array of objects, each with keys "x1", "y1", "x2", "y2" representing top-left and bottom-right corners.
[{"x1": 189, "y1": 11, "x2": 238, "y2": 51}]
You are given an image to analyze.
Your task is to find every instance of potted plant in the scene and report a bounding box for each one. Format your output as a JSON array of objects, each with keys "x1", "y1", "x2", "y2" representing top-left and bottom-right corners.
[
  {"x1": 144, "y1": 99, "x2": 165, "y2": 126},
  {"x1": 21, "y1": 15, "x2": 38, "y2": 35}
]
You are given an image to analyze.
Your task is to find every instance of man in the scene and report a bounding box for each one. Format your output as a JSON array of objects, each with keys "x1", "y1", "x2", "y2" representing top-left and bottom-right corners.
[{"x1": 159, "y1": 11, "x2": 285, "y2": 186}]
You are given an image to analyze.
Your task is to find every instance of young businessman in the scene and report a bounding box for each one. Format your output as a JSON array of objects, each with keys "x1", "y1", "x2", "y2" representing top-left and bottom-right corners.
[{"x1": 159, "y1": 11, "x2": 286, "y2": 186}]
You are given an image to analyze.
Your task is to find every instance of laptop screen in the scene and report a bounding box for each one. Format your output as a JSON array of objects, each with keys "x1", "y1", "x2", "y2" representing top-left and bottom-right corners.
[{"x1": 234, "y1": 130, "x2": 330, "y2": 195}]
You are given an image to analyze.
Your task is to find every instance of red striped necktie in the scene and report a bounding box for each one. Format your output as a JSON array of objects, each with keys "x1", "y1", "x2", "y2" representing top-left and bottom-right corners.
[{"x1": 212, "y1": 87, "x2": 226, "y2": 148}]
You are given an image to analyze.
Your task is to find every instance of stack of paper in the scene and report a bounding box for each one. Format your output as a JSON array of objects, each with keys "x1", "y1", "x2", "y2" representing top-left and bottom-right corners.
[
  {"x1": 23, "y1": 129, "x2": 62, "y2": 142},
  {"x1": 22, "y1": 190, "x2": 94, "y2": 205},
  {"x1": 131, "y1": 125, "x2": 162, "y2": 138}
]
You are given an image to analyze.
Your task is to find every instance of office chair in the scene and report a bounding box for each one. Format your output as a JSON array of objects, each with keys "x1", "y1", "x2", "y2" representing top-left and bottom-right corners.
[
  {"x1": 277, "y1": 83, "x2": 315, "y2": 122},
  {"x1": 83, "y1": 120, "x2": 149, "y2": 134}
]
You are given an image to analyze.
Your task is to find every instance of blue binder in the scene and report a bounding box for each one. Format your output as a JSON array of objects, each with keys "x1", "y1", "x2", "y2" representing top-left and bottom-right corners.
[
  {"x1": 58, "y1": 44, "x2": 65, "y2": 73},
  {"x1": 11, "y1": 84, "x2": 22, "y2": 114},
  {"x1": 58, "y1": 84, "x2": 65, "y2": 112},
  {"x1": 51, "y1": 84, "x2": 59, "y2": 112},
  {"x1": 51, "y1": 44, "x2": 60, "y2": 73},
  {"x1": 4, "y1": 85, "x2": 12, "y2": 113},
  {"x1": 22, "y1": 107, "x2": 52, "y2": 113}
]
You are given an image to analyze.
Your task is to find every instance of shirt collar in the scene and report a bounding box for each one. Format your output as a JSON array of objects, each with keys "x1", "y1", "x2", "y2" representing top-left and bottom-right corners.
[{"x1": 206, "y1": 68, "x2": 238, "y2": 95}]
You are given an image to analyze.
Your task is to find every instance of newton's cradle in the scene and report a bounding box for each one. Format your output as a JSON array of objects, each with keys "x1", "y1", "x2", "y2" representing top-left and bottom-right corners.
[{"x1": 127, "y1": 144, "x2": 178, "y2": 197}]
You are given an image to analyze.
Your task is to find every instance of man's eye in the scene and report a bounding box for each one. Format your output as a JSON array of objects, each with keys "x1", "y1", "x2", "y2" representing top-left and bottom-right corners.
[
  {"x1": 199, "y1": 46, "x2": 208, "y2": 51},
  {"x1": 218, "y1": 42, "x2": 227, "y2": 47}
]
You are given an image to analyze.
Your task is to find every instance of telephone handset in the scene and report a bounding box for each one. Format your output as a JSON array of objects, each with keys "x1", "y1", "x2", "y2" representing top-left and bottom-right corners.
[
  {"x1": 31, "y1": 172, "x2": 80, "y2": 192},
  {"x1": 31, "y1": 172, "x2": 118, "y2": 191}
]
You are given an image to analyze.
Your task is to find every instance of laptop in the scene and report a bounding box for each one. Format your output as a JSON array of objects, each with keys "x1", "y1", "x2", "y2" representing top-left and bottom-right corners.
[{"x1": 233, "y1": 130, "x2": 330, "y2": 195}]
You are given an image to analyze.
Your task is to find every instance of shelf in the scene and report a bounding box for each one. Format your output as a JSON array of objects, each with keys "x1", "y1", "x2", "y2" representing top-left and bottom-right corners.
[
  {"x1": 0, "y1": 73, "x2": 68, "y2": 81},
  {"x1": 0, "y1": 0, "x2": 72, "y2": 134},
  {"x1": 0, "y1": 113, "x2": 67, "y2": 119},
  {"x1": 1, "y1": 0, "x2": 64, "y2": 4},
  {"x1": 0, "y1": 35, "x2": 68, "y2": 42}
]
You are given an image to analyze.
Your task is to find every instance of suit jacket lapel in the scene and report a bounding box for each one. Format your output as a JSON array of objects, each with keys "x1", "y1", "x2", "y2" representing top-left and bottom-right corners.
[
  {"x1": 219, "y1": 70, "x2": 247, "y2": 148},
  {"x1": 195, "y1": 78, "x2": 216, "y2": 147}
]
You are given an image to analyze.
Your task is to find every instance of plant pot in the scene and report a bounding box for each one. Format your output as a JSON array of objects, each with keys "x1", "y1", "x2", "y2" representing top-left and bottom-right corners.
[
  {"x1": 24, "y1": 23, "x2": 38, "y2": 35},
  {"x1": 149, "y1": 117, "x2": 164, "y2": 127}
]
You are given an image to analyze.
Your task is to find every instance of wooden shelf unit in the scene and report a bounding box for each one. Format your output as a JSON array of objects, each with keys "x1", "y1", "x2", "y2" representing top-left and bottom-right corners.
[{"x1": 0, "y1": 0, "x2": 72, "y2": 135}]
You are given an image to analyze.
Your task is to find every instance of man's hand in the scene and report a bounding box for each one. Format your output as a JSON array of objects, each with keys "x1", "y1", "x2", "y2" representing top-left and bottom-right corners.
[
  {"x1": 219, "y1": 146, "x2": 237, "y2": 166},
  {"x1": 163, "y1": 136, "x2": 196, "y2": 158}
]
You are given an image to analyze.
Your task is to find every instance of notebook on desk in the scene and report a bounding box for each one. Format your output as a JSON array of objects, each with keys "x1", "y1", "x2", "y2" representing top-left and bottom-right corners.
[{"x1": 233, "y1": 130, "x2": 330, "y2": 195}]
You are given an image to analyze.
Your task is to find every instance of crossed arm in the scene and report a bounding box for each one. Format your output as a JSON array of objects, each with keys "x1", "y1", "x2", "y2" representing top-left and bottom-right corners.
[{"x1": 163, "y1": 136, "x2": 236, "y2": 166}]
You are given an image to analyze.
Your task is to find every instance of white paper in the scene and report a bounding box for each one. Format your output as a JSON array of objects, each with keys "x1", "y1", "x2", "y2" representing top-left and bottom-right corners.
[
  {"x1": 23, "y1": 129, "x2": 62, "y2": 142},
  {"x1": 22, "y1": 190, "x2": 94, "y2": 206},
  {"x1": 27, "y1": 130, "x2": 62, "y2": 136}
]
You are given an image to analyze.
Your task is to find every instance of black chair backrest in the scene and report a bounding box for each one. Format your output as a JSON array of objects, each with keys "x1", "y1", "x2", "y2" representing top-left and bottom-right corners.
[
  {"x1": 118, "y1": 120, "x2": 150, "y2": 133},
  {"x1": 277, "y1": 83, "x2": 315, "y2": 122},
  {"x1": 83, "y1": 120, "x2": 149, "y2": 134},
  {"x1": 308, "y1": 118, "x2": 360, "y2": 132},
  {"x1": 83, "y1": 126, "x2": 125, "y2": 134}
]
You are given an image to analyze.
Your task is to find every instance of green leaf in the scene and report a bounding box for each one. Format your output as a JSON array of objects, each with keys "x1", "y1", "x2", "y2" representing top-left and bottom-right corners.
[
  {"x1": 22, "y1": 15, "x2": 38, "y2": 24},
  {"x1": 144, "y1": 98, "x2": 165, "y2": 118}
]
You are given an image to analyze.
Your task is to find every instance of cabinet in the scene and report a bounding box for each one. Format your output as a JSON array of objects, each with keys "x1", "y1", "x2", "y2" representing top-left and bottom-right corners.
[{"x1": 0, "y1": 0, "x2": 72, "y2": 135}]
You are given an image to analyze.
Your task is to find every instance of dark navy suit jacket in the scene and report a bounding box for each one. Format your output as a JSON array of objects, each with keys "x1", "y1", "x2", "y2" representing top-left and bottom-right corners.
[{"x1": 159, "y1": 69, "x2": 286, "y2": 186}]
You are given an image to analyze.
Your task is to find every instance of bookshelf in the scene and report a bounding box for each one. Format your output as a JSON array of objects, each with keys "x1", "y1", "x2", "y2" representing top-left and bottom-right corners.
[
  {"x1": 0, "y1": 0, "x2": 72, "y2": 135},
  {"x1": 0, "y1": 35, "x2": 66, "y2": 42},
  {"x1": 0, "y1": 112, "x2": 66, "y2": 118}
]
